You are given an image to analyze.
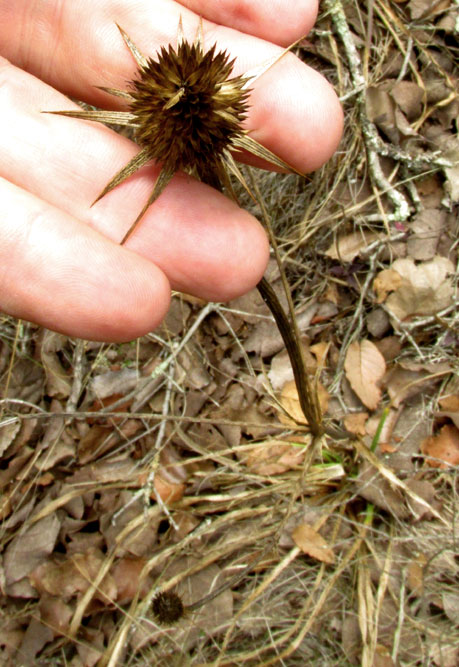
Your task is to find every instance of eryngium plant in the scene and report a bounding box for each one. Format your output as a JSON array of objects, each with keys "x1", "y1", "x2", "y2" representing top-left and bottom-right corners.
[
  {"x1": 47, "y1": 19, "x2": 323, "y2": 435},
  {"x1": 48, "y1": 19, "x2": 299, "y2": 242}
]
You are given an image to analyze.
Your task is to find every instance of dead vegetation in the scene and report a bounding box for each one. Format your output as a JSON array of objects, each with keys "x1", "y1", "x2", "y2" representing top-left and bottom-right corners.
[{"x1": 1, "y1": 1, "x2": 458, "y2": 665}]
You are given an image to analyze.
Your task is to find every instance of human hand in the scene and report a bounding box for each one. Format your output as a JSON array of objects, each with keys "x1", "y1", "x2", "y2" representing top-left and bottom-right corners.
[{"x1": 0, "y1": 0, "x2": 342, "y2": 341}]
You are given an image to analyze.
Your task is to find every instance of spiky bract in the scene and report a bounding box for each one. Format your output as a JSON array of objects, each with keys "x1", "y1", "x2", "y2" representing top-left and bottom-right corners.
[{"x1": 131, "y1": 42, "x2": 249, "y2": 180}]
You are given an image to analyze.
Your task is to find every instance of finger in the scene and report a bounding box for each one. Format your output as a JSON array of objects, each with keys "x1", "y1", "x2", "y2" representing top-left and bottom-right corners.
[
  {"x1": 0, "y1": 177, "x2": 171, "y2": 341},
  {"x1": 0, "y1": 58, "x2": 270, "y2": 300},
  {"x1": 175, "y1": 0, "x2": 319, "y2": 45},
  {"x1": 0, "y1": 0, "x2": 343, "y2": 173}
]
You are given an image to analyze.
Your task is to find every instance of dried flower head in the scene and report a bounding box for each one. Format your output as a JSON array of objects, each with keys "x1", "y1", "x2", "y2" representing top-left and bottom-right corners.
[
  {"x1": 48, "y1": 19, "x2": 299, "y2": 242},
  {"x1": 152, "y1": 590, "x2": 185, "y2": 624}
]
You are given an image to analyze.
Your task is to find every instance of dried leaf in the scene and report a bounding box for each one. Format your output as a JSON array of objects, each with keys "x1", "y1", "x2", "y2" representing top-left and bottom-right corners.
[
  {"x1": 374, "y1": 645, "x2": 395, "y2": 667},
  {"x1": 240, "y1": 439, "x2": 307, "y2": 475},
  {"x1": 406, "y1": 479, "x2": 436, "y2": 520},
  {"x1": 292, "y1": 523, "x2": 335, "y2": 564},
  {"x1": 279, "y1": 378, "x2": 329, "y2": 425},
  {"x1": 429, "y1": 644, "x2": 459, "y2": 667},
  {"x1": 366, "y1": 85, "x2": 398, "y2": 142},
  {"x1": 344, "y1": 340, "x2": 386, "y2": 410},
  {"x1": 437, "y1": 394, "x2": 459, "y2": 428},
  {"x1": 407, "y1": 209, "x2": 446, "y2": 260},
  {"x1": 442, "y1": 591, "x2": 459, "y2": 625},
  {"x1": 4, "y1": 514, "x2": 60, "y2": 589},
  {"x1": 353, "y1": 438, "x2": 447, "y2": 525},
  {"x1": 111, "y1": 557, "x2": 150, "y2": 603},
  {"x1": 355, "y1": 460, "x2": 409, "y2": 519},
  {"x1": 0, "y1": 420, "x2": 21, "y2": 457},
  {"x1": 373, "y1": 268, "x2": 403, "y2": 303},
  {"x1": 421, "y1": 424, "x2": 459, "y2": 468},
  {"x1": 77, "y1": 628, "x2": 104, "y2": 667},
  {"x1": 39, "y1": 594, "x2": 73, "y2": 636},
  {"x1": 310, "y1": 341, "x2": 330, "y2": 368},
  {"x1": 91, "y1": 369, "x2": 139, "y2": 400},
  {"x1": 407, "y1": 553, "x2": 426, "y2": 595},
  {"x1": 30, "y1": 548, "x2": 117, "y2": 604},
  {"x1": 344, "y1": 412, "x2": 369, "y2": 436},
  {"x1": 390, "y1": 80, "x2": 423, "y2": 120},
  {"x1": 385, "y1": 257, "x2": 454, "y2": 321},
  {"x1": 153, "y1": 474, "x2": 186, "y2": 503},
  {"x1": 18, "y1": 619, "x2": 54, "y2": 664},
  {"x1": 39, "y1": 330, "x2": 72, "y2": 398},
  {"x1": 325, "y1": 230, "x2": 383, "y2": 262},
  {"x1": 385, "y1": 366, "x2": 434, "y2": 408},
  {"x1": 365, "y1": 408, "x2": 400, "y2": 449}
]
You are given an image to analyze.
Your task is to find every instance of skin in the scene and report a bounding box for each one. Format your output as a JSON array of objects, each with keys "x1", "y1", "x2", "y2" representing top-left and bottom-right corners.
[{"x1": 0, "y1": 0, "x2": 343, "y2": 341}]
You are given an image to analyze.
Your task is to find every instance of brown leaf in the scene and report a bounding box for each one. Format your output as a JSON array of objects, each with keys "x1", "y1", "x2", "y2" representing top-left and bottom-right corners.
[
  {"x1": 366, "y1": 86, "x2": 398, "y2": 141},
  {"x1": 310, "y1": 341, "x2": 330, "y2": 368},
  {"x1": 390, "y1": 80, "x2": 423, "y2": 120},
  {"x1": 4, "y1": 514, "x2": 60, "y2": 589},
  {"x1": 406, "y1": 479, "x2": 436, "y2": 520},
  {"x1": 111, "y1": 557, "x2": 150, "y2": 603},
  {"x1": 77, "y1": 628, "x2": 104, "y2": 667},
  {"x1": 0, "y1": 420, "x2": 21, "y2": 457},
  {"x1": 152, "y1": 444, "x2": 188, "y2": 503},
  {"x1": 437, "y1": 394, "x2": 459, "y2": 428},
  {"x1": 407, "y1": 209, "x2": 446, "y2": 260},
  {"x1": 18, "y1": 619, "x2": 54, "y2": 664},
  {"x1": 385, "y1": 365, "x2": 436, "y2": 408},
  {"x1": 91, "y1": 369, "x2": 139, "y2": 401},
  {"x1": 325, "y1": 230, "x2": 383, "y2": 262},
  {"x1": 30, "y1": 548, "x2": 117, "y2": 604},
  {"x1": 385, "y1": 257, "x2": 454, "y2": 321},
  {"x1": 39, "y1": 594, "x2": 73, "y2": 636},
  {"x1": 421, "y1": 424, "x2": 459, "y2": 468},
  {"x1": 269, "y1": 342, "x2": 316, "y2": 390},
  {"x1": 240, "y1": 439, "x2": 307, "y2": 475},
  {"x1": 292, "y1": 523, "x2": 335, "y2": 564},
  {"x1": 153, "y1": 474, "x2": 186, "y2": 503},
  {"x1": 373, "y1": 268, "x2": 403, "y2": 303},
  {"x1": 39, "y1": 330, "x2": 72, "y2": 398},
  {"x1": 407, "y1": 553, "x2": 426, "y2": 596},
  {"x1": 279, "y1": 379, "x2": 329, "y2": 426},
  {"x1": 344, "y1": 340, "x2": 386, "y2": 410},
  {"x1": 430, "y1": 644, "x2": 459, "y2": 667},
  {"x1": 355, "y1": 460, "x2": 409, "y2": 519},
  {"x1": 374, "y1": 644, "x2": 395, "y2": 667},
  {"x1": 343, "y1": 412, "x2": 369, "y2": 436}
]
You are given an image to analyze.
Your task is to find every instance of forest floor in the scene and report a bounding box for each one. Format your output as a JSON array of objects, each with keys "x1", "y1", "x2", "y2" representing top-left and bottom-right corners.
[{"x1": 1, "y1": 1, "x2": 458, "y2": 665}]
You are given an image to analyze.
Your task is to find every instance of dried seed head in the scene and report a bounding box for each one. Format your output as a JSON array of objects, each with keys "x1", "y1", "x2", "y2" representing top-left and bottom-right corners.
[
  {"x1": 130, "y1": 41, "x2": 249, "y2": 180},
  {"x1": 152, "y1": 590, "x2": 185, "y2": 624},
  {"x1": 46, "y1": 21, "x2": 300, "y2": 241}
]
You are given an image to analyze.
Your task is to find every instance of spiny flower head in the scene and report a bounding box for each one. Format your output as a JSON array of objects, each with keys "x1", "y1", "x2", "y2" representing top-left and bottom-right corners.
[
  {"x1": 151, "y1": 590, "x2": 185, "y2": 624},
  {"x1": 131, "y1": 41, "x2": 249, "y2": 178},
  {"x1": 47, "y1": 19, "x2": 300, "y2": 242}
]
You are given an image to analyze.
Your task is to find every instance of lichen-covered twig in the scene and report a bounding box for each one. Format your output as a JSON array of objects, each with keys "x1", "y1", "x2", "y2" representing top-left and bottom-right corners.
[{"x1": 324, "y1": 0, "x2": 410, "y2": 222}]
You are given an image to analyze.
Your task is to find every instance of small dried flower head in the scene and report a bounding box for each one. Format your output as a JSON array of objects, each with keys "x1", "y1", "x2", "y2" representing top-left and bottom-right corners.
[
  {"x1": 131, "y1": 41, "x2": 249, "y2": 180},
  {"x1": 152, "y1": 590, "x2": 185, "y2": 624},
  {"x1": 47, "y1": 19, "x2": 300, "y2": 242}
]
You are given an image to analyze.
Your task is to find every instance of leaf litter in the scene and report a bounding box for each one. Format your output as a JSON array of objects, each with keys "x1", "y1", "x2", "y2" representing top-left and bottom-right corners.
[{"x1": 1, "y1": 1, "x2": 459, "y2": 664}]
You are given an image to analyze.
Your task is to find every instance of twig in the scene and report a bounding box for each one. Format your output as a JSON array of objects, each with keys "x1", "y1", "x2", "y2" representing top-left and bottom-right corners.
[
  {"x1": 66, "y1": 339, "x2": 86, "y2": 413},
  {"x1": 325, "y1": 0, "x2": 411, "y2": 221}
]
